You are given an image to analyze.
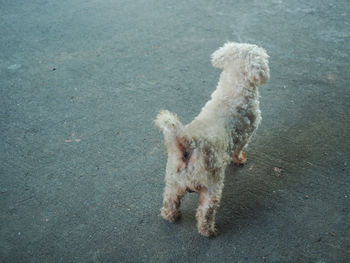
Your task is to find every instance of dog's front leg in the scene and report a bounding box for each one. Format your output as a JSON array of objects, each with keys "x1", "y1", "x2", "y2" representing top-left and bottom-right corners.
[
  {"x1": 196, "y1": 187, "x2": 221, "y2": 237},
  {"x1": 161, "y1": 182, "x2": 186, "y2": 223}
]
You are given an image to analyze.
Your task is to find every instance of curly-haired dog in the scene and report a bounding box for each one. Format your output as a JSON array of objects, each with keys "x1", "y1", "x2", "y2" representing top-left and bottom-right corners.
[{"x1": 155, "y1": 42, "x2": 270, "y2": 237}]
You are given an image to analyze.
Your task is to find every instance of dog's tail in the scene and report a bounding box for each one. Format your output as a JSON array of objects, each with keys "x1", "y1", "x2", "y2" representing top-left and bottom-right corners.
[
  {"x1": 154, "y1": 110, "x2": 193, "y2": 171},
  {"x1": 154, "y1": 110, "x2": 185, "y2": 144}
]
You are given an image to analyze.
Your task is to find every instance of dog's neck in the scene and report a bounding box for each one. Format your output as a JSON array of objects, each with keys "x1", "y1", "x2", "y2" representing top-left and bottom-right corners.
[{"x1": 194, "y1": 69, "x2": 258, "y2": 123}]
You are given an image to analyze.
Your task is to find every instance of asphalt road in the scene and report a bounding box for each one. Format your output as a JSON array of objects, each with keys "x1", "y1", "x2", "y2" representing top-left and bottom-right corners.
[{"x1": 1, "y1": 0, "x2": 349, "y2": 262}]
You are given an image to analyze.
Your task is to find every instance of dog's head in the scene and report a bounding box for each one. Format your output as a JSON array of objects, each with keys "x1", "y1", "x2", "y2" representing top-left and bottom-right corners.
[{"x1": 211, "y1": 42, "x2": 270, "y2": 86}]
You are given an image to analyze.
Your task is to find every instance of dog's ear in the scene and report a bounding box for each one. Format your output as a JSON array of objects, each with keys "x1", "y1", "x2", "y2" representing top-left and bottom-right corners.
[
  {"x1": 211, "y1": 42, "x2": 239, "y2": 70},
  {"x1": 245, "y1": 49, "x2": 270, "y2": 86}
]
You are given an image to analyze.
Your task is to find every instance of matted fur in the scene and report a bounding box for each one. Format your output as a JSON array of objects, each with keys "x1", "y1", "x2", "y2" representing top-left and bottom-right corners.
[{"x1": 155, "y1": 42, "x2": 270, "y2": 237}]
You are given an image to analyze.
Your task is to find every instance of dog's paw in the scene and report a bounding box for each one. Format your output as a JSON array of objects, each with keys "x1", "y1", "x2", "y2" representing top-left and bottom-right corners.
[
  {"x1": 198, "y1": 225, "x2": 218, "y2": 238},
  {"x1": 161, "y1": 208, "x2": 182, "y2": 223},
  {"x1": 233, "y1": 151, "x2": 247, "y2": 166}
]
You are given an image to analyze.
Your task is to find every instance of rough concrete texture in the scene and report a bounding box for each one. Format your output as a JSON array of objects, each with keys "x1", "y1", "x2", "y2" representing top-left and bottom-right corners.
[{"x1": 1, "y1": 0, "x2": 349, "y2": 262}]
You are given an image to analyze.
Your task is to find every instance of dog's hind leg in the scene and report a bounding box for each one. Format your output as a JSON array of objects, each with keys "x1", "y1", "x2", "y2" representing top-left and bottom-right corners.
[
  {"x1": 161, "y1": 181, "x2": 186, "y2": 223},
  {"x1": 196, "y1": 186, "x2": 222, "y2": 237}
]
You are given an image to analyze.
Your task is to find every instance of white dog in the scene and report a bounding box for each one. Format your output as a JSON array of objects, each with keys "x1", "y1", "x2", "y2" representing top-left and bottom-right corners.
[{"x1": 155, "y1": 42, "x2": 270, "y2": 237}]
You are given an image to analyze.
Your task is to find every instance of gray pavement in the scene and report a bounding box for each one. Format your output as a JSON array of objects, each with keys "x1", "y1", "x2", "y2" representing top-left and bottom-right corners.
[{"x1": 1, "y1": 0, "x2": 349, "y2": 262}]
